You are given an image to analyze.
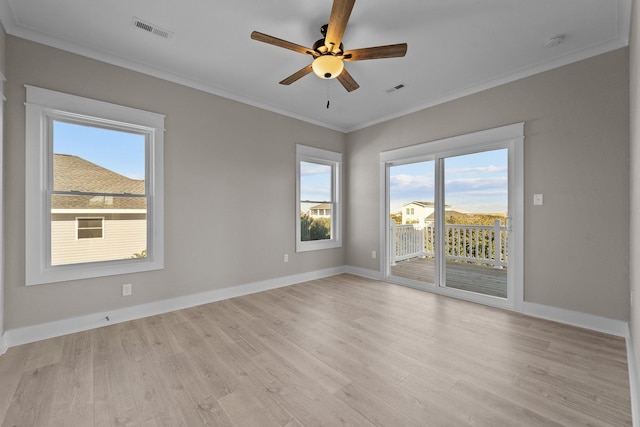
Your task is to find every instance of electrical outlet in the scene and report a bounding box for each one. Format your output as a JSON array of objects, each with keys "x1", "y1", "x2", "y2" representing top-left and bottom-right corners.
[
  {"x1": 122, "y1": 283, "x2": 132, "y2": 296},
  {"x1": 372, "y1": 250, "x2": 377, "y2": 259},
  {"x1": 284, "y1": 254, "x2": 288, "y2": 263}
]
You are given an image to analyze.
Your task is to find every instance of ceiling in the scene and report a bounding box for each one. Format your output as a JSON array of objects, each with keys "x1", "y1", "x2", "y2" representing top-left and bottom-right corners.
[{"x1": 0, "y1": 0, "x2": 631, "y2": 132}]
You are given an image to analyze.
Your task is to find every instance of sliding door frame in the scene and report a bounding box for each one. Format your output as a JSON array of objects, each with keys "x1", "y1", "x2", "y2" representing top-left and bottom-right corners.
[{"x1": 380, "y1": 123, "x2": 524, "y2": 311}]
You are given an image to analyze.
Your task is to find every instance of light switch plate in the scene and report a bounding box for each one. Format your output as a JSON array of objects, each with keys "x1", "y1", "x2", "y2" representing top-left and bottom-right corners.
[{"x1": 533, "y1": 193, "x2": 543, "y2": 205}]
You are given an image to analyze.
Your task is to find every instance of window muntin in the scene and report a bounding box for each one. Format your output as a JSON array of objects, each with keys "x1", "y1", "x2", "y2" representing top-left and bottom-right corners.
[
  {"x1": 25, "y1": 86, "x2": 164, "y2": 285},
  {"x1": 296, "y1": 145, "x2": 342, "y2": 252}
]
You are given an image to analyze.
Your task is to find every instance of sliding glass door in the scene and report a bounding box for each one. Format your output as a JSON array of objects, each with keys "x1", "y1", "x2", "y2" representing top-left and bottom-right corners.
[
  {"x1": 442, "y1": 149, "x2": 508, "y2": 298},
  {"x1": 382, "y1": 124, "x2": 523, "y2": 309},
  {"x1": 388, "y1": 160, "x2": 437, "y2": 285}
]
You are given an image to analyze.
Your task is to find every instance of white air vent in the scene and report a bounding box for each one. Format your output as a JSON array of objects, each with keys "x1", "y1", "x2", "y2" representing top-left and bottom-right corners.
[
  {"x1": 132, "y1": 17, "x2": 173, "y2": 39},
  {"x1": 386, "y1": 83, "x2": 406, "y2": 93},
  {"x1": 544, "y1": 34, "x2": 565, "y2": 48}
]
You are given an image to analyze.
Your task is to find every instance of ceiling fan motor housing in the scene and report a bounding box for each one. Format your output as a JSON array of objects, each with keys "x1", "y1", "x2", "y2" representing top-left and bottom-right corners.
[
  {"x1": 312, "y1": 38, "x2": 344, "y2": 55},
  {"x1": 311, "y1": 36, "x2": 345, "y2": 79}
]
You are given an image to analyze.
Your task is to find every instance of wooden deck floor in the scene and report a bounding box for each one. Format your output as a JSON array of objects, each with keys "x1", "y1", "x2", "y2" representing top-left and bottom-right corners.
[
  {"x1": 391, "y1": 257, "x2": 508, "y2": 298},
  {"x1": 0, "y1": 274, "x2": 631, "y2": 426}
]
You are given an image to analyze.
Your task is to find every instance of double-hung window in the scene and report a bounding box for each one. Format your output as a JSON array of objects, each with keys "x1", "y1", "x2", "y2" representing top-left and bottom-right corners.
[
  {"x1": 25, "y1": 86, "x2": 164, "y2": 285},
  {"x1": 295, "y1": 144, "x2": 342, "y2": 252}
]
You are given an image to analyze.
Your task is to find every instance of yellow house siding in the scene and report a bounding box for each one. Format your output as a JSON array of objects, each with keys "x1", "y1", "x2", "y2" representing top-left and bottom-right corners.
[{"x1": 51, "y1": 213, "x2": 147, "y2": 265}]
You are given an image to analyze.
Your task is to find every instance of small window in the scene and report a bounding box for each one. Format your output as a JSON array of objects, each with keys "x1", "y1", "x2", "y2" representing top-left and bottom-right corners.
[
  {"x1": 77, "y1": 217, "x2": 104, "y2": 239},
  {"x1": 25, "y1": 86, "x2": 165, "y2": 285},
  {"x1": 296, "y1": 145, "x2": 342, "y2": 252}
]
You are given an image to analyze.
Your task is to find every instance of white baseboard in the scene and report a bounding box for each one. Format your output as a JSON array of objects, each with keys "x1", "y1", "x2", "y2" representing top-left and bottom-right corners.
[
  {"x1": 625, "y1": 324, "x2": 640, "y2": 427},
  {"x1": 0, "y1": 265, "x2": 631, "y2": 356},
  {"x1": 0, "y1": 332, "x2": 7, "y2": 356},
  {"x1": 344, "y1": 265, "x2": 383, "y2": 280},
  {"x1": 3, "y1": 266, "x2": 346, "y2": 350},
  {"x1": 522, "y1": 301, "x2": 628, "y2": 337}
]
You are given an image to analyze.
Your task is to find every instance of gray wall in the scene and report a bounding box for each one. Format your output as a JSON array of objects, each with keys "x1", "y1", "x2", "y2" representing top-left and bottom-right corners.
[
  {"x1": 346, "y1": 48, "x2": 630, "y2": 321},
  {"x1": 0, "y1": 22, "x2": 5, "y2": 338},
  {"x1": 4, "y1": 37, "x2": 346, "y2": 329},
  {"x1": 0, "y1": 21, "x2": 5, "y2": 76},
  {"x1": 630, "y1": 0, "x2": 640, "y2": 370}
]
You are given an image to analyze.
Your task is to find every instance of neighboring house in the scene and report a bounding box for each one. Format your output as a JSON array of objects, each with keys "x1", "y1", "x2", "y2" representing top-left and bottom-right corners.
[
  {"x1": 402, "y1": 201, "x2": 460, "y2": 224},
  {"x1": 402, "y1": 201, "x2": 434, "y2": 224},
  {"x1": 309, "y1": 203, "x2": 331, "y2": 218},
  {"x1": 51, "y1": 154, "x2": 147, "y2": 266}
]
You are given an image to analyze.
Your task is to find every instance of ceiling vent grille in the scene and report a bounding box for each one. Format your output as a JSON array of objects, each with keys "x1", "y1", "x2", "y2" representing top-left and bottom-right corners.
[
  {"x1": 386, "y1": 83, "x2": 406, "y2": 93},
  {"x1": 132, "y1": 17, "x2": 173, "y2": 39}
]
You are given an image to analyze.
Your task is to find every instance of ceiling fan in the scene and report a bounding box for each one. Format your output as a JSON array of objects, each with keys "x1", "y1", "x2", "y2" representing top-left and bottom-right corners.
[{"x1": 250, "y1": 0, "x2": 408, "y2": 92}]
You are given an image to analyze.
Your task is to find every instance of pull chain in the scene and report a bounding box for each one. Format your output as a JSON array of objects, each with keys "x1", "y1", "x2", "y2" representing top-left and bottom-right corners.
[{"x1": 326, "y1": 81, "x2": 331, "y2": 109}]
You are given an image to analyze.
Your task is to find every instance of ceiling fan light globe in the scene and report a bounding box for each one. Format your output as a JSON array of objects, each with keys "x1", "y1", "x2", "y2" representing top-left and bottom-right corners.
[{"x1": 312, "y1": 55, "x2": 344, "y2": 79}]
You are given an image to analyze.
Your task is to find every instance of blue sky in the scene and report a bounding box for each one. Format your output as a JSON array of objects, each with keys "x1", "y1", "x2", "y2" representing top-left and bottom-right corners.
[
  {"x1": 53, "y1": 121, "x2": 146, "y2": 180},
  {"x1": 300, "y1": 161, "x2": 332, "y2": 201},
  {"x1": 390, "y1": 149, "x2": 508, "y2": 214}
]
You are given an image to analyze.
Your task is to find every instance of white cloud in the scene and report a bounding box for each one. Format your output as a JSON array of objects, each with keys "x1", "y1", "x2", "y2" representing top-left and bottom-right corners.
[
  {"x1": 447, "y1": 165, "x2": 507, "y2": 174},
  {"x1": 445, "y1": 176, "x2": 507, "y2": 191},
  {"x1": 390, "y1": 174, "x2": 433, "y2": 191},
  {"x1": 300, "y1": 184, "x2": 330, "y2": 202},
  {"x1": 301, "y1": 162, "x2": 331, "y2": 176}
]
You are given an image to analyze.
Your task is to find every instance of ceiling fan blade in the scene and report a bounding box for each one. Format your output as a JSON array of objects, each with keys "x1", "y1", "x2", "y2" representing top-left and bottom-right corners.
[
  {"x1": 279, "y1": 64, "x2": 314, "y2": 85},
  {"x1": 251, "y1": 31, "x2": 316, "y2": 56},
  {"x1": 343, "y1": 43, "x2": 408, "y2": 61},
  {"x1": 325, "y1": 0, "x2": 356, "y2": 52},
  {"x1": 337, "y1": 68, "x2": 359, "y2": 92}
]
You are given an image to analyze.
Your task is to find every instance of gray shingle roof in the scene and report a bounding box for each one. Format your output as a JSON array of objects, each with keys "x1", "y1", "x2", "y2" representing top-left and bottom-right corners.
[{"x1": 52, "y1": 154, "x2": 146, "y2": 210}]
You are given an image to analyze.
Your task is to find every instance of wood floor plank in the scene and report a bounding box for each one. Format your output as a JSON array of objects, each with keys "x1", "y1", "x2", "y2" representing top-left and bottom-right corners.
[
  {"x1": 1, "y1": 364, "x2": 58, "y2": 427},
  {"x1": 0, "y1": 274, "x2": 632, "y2": 426},
  {"x1": 333, "y1": 382, "x2": 426, "y2": 427},
  {"x1": 137, "y1": 316, "x2": 184, "y2": 361},
  {"x1": 450, "y1": 380, "x2": 566, "y2": 426},
  {"x1": 164, "y1": 321, "x2": 237, "y2": 401},
  {"x1": 511, "y1": 372, "x2": 631, "y2": 426},
  {"x1": 23, "y1": 335, "x2": 66, "y2": 372},
  {"x1": 92, "y1": 325, "x2": 141, "y2": 427},
  {"x1": 156, "y1": 353, "x2": 234, "y2": 426},
  {"x1": 397, "y1": 374, "x2": 521, "y2": 426},
  {"x1": 48, "y1": 332, "x2": 94, "y2": 426},
  {"x1": 213, "y1": 342, "x2": 304, "y2": 426},
  {"x1": 249, "y1": 349, "x2": 376, "y2": 426},
  {"x1": 0, "y1": 345, "x2": 29, "y2": 420},
  {"x1": 242, "y1": 317, "x2": 352, "y2": 394},
  {"x1": 217, "y1": 390, "x2": 283, "y2": 427}
]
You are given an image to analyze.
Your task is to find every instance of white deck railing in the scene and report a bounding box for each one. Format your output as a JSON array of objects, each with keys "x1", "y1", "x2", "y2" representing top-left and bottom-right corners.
[{"x1": 390, "y1": 219, "x2": 508, "y2": 268}]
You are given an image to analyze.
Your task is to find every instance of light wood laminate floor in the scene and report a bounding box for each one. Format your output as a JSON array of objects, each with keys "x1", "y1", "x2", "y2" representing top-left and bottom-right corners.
[{"x1": 0, "y1": 274, "x2": 632, "y2": 426}]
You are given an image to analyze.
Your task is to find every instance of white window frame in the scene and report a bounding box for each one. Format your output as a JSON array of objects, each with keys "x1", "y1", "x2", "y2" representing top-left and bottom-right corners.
[
  {"x1": 76, "y1": 217, "x2": 105, "y2": 240},
  {"x1": 25, "y1": 86, "x2": 165, "y2": 285},
  {"x1": 296, "y1": 144, "x2": 342, "y2": 252}
]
